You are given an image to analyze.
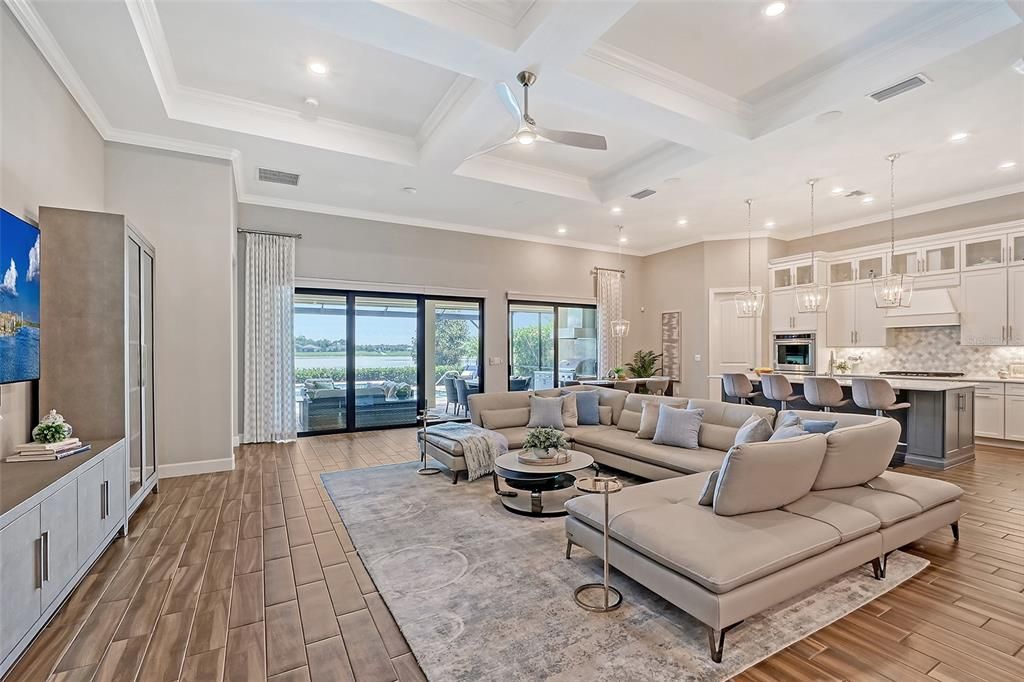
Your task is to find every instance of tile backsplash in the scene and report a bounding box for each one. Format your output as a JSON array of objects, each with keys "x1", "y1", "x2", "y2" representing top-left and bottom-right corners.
[{"x1": 828, "y1": 326, "x2": 1024, "y2": 377}]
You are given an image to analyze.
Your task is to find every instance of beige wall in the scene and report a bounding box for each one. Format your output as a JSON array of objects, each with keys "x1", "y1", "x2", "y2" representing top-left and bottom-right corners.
[
  {"x1": 235, "y1": 203, "x2": 644, "y2": 430},
  {"x1": 784, "y1": 192, "x2": 1024, "y2": 256},
  {"x1": 105, "y1": 144, "x2": 236, "y2": 472},
  {"x1": 0, "y1": 6, "x2": 106, "y2": 455}
]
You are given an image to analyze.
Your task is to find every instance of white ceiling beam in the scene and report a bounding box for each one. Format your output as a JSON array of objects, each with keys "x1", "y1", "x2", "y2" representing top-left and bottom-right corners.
[{"x1": 590, "y1": 144, "x2": 710, "y2": 203}]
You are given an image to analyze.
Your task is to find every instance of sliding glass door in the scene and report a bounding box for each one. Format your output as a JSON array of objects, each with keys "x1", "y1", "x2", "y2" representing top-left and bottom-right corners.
[
  {"x1": 294, "y1": 289, "x2": 482, "y2": 435},
  {"x1": 508, "y1": 301, "x2": 596, "y2": 391}
]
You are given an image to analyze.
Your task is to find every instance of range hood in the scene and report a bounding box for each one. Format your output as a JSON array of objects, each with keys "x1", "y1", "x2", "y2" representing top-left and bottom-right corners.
[{"x1": 883, "y1": 287, "x2": 960, "y2": 328}]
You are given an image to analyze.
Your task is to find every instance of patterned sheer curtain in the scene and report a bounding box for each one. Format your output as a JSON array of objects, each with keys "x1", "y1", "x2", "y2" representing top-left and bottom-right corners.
[
  {"x1": 244, "y1": 233, "x2": 297, "y2": 443},
  {"x1": 596, "y1": 270, "x2": 624, "y2": 374}
]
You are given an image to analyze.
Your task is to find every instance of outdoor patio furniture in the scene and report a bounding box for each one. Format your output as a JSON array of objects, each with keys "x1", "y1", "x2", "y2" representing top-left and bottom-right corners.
[
  {"x1": 509, "y1": 376, "x2": 532, "y2": 391},
  {"x1": 443, "y1": 377, "x2": 458, "y2": 413},
  {"x1": 455, "y1": 378, "x2": 480, "y2": 416}
]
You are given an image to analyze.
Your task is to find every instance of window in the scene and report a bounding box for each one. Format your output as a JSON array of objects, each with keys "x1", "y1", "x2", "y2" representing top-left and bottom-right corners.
[{"x1": 508, "y1": 301, "x2": 597, "y2": 391}]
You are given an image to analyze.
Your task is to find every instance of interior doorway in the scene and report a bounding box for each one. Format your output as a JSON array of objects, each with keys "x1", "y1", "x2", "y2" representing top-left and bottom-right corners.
[{"x1": 707, "y1": 288, "x2": 763, "y2": 400}]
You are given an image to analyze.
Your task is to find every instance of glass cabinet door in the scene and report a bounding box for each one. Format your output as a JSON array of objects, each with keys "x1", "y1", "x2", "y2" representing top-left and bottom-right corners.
[
  {"x1": 963, "y1": 237, "x2": 1005, "y2": 269},
  {"x1": 795, "y1": 264, "x2": 815, "y2": 286},
  {"x1": 922, "y1": 245, "x2": 956, "y2": 273},
  {"x1": 890, "y1": 250, "x2": 920, "y2": 275},
  {"x1": 127, "y1": 238, "x2": 143, "y2": 498},
  {"x1": 1012, "y1": 234, "x2": 1024, "y2": 263},
  {"x1": 772, "y1": 268, "x2": 793, "y2": 289},
  {"x1": 857, "y1": 255, "x2": 885, "y2": 280},
  {"x1": 829, "y1": 261, "x2": 855, "y2": 284},
  {"x1": 142, "y1": 249, "x2": 155, "y2": 485}
]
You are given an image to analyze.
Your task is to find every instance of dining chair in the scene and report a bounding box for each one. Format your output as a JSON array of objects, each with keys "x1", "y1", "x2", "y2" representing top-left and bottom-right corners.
[
  {"x1": 443, "y1": 377, "x2": 458, "y2": 414},
  {"x1": 455, "y1": 379, "x2": 470, "y2": 416},
  {"x1": 613, "y1": 381, "x2": 636, "y2": 393},
  {"x1": 646, "y1": 378, "x2": 670, "y2": 396}
]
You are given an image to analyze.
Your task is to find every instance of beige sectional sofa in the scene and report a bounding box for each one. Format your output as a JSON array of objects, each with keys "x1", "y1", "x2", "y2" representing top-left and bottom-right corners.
[
  {"x1": 420, "y1": 387, "x2": 776, "y2": 482},
  {"x1": 564, "y1": 409, "x2": 963, "y2": 662}
]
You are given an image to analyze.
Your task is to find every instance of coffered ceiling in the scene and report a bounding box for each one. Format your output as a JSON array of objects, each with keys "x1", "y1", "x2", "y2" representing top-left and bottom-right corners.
[{"x1": 8, "y1": 0, "x2": 1024, "y2": 254}]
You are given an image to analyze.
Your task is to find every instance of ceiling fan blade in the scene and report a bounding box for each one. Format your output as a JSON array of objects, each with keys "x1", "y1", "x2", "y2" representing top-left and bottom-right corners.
[
  {"x1": 495, "y1": 82, "x2": 523, "y2": 123},
  {"x1": 534, "y1": 126, "x2": 607, "y2": 150},
  {"x1": 465, "y1": 137, "x2": 515, "y2": 161}
]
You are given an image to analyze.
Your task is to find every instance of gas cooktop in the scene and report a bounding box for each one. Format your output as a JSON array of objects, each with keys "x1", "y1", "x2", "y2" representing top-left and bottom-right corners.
[{"x1": 878, "y1": 370, "x2": 965, "y2": 378}]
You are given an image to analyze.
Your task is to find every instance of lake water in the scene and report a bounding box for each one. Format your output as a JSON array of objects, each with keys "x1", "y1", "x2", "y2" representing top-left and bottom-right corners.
[
  {"x1": 295, "y1": 355, "x2": 414, "y2": 369},
  {"x1": 0, "y1": 326, "x2": 40, "y2": 383}
]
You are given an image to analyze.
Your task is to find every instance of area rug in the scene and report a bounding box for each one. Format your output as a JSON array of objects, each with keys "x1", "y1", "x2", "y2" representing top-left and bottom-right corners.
[{"x1": 322, "y1": 463, "x2": 928, "y2": 681}]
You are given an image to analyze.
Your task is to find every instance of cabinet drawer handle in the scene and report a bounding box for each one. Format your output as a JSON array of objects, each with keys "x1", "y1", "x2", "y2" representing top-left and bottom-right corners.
[
  {"x1": 101, "y1": 481, "x2": 108, "y2": 519},
  {"x1": 41, "y1": 530, "x2": 50, "y2": 584}
]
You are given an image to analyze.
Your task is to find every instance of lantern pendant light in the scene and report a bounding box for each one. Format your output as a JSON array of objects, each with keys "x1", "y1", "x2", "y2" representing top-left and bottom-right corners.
[
  {"x1": 873, "y1": 153, "x2": 914, "y2": 308},
  {"x1": 795, "y1": 178, "x2": 830, "y2": 313},
  {"x1": 610, "y1": 225, "x2": 630, "y2": 337},
  {"x1": 734, "y1": 199, "x2": 766, "y2": 318}
]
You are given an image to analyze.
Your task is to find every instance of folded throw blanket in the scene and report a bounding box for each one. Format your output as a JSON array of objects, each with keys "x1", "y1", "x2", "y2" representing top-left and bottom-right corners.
[{"x1": 421, "y1": 423, "x2": 508, "y2": 481}]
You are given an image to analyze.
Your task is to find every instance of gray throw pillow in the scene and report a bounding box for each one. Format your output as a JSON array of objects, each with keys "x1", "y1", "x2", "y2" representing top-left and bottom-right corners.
[
  {"x1": 652, "y1": 405, "x2": 704, "y2": 449},
  {"x1": 734, "y1": 414, "x2": 773, "y2": 446},
  {"x1": 698, "y1": 470, "x2": 718, "y2": 506},
  {"x1": 777, "y1": 411, "x2": 802, "y2": 429},
  {"x1": 769, "y1": 424, "x2": 807, "y2": 441},
  {"x1": 572, "y1": 390, "x2": 601, "y2": 425},
  {"x1": 527, "y1": 395, "x2": 565, "y2": 430},
  {"x1": 803, "y1": 419, "x2": 838, "y2": 434}
]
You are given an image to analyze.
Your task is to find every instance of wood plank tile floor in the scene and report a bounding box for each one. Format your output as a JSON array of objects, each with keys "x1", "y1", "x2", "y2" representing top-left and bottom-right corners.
[{"x1": 4, "y1": 435, "x2": 1022, "y2": 681}]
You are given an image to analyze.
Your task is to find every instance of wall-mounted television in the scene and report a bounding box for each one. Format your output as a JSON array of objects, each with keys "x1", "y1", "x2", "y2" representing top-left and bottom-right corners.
[{"x1": 0, "y1": 208, "x2": 41, "y2": 384}]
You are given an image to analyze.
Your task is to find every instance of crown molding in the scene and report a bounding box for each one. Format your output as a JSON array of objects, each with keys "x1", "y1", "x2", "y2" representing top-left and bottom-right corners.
[{"x1": 416, "y1": 75, "x2": 477, "y2": 147}]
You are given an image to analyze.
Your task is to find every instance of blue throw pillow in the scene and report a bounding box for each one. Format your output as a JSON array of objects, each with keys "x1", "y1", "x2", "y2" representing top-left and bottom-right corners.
[
  {"x1": 802, "y1": 419, "x2": 838, "y2": 434},
  {"x1": 769, "y1": 425, "x2": 807, "y2": 441},
  {"x1": 569, "y1": 390, "x2": 600, "y2": 425},
  {"x1": 777, "y1": 411, "x2": 802, "y2": 429}
]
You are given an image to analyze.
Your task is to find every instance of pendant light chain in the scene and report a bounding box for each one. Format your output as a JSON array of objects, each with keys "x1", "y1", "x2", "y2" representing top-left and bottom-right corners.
[
  {"x1": 745, "y1": 199, "x2": 753, "y2": 290},
  {"x1": 808, "y1": 179, "x2": 816, "y2": 266},
  {"x1": 888, "y1": 153, "x2": 899, "y2": 256}
]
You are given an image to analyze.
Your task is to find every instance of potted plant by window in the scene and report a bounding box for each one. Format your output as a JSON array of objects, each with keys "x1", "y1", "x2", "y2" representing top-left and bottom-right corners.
[
  {"x1": 522, "y1": 427, "x2": 568, "y2": 460},
  {"x1": 626, "y1": 350, "x2": 663, "y2": 378}
]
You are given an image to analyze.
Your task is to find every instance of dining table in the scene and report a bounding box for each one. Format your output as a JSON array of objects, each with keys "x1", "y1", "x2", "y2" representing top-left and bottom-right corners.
[{"x1": 577, "y1": 377, "x2": 677, "y2": 396}]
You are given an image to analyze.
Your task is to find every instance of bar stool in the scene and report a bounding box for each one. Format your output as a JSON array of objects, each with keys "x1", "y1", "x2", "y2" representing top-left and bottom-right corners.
[
  {"x1": 760, "y1": 374, "x2": 804, "y2": 411},
  {"x1": 803, "y1": 377, "x2": 852, "y2": 413},
  {"x1": 646, "y1": 378, "x2": 670, "y2": 396},
  {"x1": 721, "y1": 373, "x2": 761, "y2": 405},
  {"x1": 852, "y1": 378, "x2": 911, "y2": 417}
]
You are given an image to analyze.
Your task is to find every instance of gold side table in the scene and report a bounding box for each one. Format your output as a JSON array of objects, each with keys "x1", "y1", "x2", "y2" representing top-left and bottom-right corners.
[{"x1": 572, "y1": 475, "x2": 623, "y2": 612}]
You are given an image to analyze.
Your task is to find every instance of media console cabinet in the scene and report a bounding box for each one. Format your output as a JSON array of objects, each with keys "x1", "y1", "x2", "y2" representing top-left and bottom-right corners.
[{"x1": 0, "y1": 439, "x2": 127, "y2": 677}]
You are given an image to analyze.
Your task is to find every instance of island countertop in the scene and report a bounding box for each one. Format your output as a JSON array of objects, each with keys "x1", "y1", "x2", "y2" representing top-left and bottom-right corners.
[{"x1": 708, "y1": 373, "x2": 978, "y2": 392}]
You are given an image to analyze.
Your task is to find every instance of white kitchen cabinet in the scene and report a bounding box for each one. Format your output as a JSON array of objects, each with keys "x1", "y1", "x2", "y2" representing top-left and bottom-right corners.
[
  {"x1": 825, "y1": 284, "x2": 884, "y2": 347},
  {"x1": 891, "y1": 245, "x2": 958, "y2": 276},
  {"x1": 1009, "y1": 266, "x2": 1024, "y2": 345},
  {"x1": 1005, "y1": 391, "x2": 1024, "y2": 441},
  {"x1": 973, "y1": 383, "x2": 1005, "y2": 439},
  {"x1": 1010, "y1": 231, "x2": 1024, "y2": 264},
  {"x1": 771, "y1": 261, "x2": 817, "y2": 290},
  {"x1": 961, "y1": 268, "x2": 1008, "y2": 346},
  {"x1": 962, "y1": 235, "x2": 1006, "y2": 270},
  {"x1": 771, "y1": 291, "x2": 818, "y2": 332}
]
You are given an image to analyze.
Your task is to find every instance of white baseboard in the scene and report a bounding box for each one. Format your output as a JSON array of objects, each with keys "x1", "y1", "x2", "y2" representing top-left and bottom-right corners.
[
  {"x1": 158, "y1": 456, "x2": 235, "y2": 478},
  {"x1": 232, "y1": 434, "x2": 241, "y2": 447}
]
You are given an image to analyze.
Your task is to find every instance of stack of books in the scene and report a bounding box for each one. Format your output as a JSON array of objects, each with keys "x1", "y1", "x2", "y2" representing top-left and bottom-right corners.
[{"x1": 6, "y1": 438, "x2": 91, "y2": 462}]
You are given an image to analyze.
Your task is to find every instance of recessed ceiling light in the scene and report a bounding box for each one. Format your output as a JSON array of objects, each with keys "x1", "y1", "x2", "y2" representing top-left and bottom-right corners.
[
  {"x1": 764, "y1": 220, "x2": 775, "y2": 228},
  {"x1": 304, "y1": 97, "x2": 319, "y2": 108},
  {"x1": 949, "y1": 131, "x2": 970, "y2": 143},
  {"x1": 619, "y1": 236, "x2": 628, "y2": 243},
  {"x1": 998, "y1": 161, "x2": 1017, "y2": 170},
  {"x1": 861, "y1": 195, "x2": 875, "y2": 204},
  {"x1": 401, "y1": 186, "x2": 417, "y2": 194},
  {"x1": 307, "y1": 61, "x2": 328, "y2": 75},
  {"x1": 610, "y1": 206, "x2": 622, "y2": 214},
  {"x1": 831, "y1": 186, "x2": 845, "y2": 195},
  {"x1": 677, "y1": 218, "x2": 688, "y2": 226},
  {"x1": 763, "y1": 2, "x2": 787, "y2": 17},
  {"x1": 557, "y1": 225, "x2": 568, "y2": 234}
]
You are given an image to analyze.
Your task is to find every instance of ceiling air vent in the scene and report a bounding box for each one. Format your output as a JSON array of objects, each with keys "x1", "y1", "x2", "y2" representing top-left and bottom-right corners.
[
  {"x1": 869, "y1": 74, "x2": 930, "y2": 102},
  {"x1": 258, "y1": 168, "x2": 300, "y2": 186},
  {"x1": 844, "y1": 190, "x2": 868, "y2": 198},
  {"x1": 630, "y1": 188, "x2": 657, "y2": 200}
]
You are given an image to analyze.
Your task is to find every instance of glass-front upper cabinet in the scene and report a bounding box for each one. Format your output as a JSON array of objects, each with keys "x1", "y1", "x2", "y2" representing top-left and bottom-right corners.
[
  {"x1": 857, "y1": 255, "x2": 885, "y2": 280},
  {"x1": 772, "y1": 262, "x2": 815, "y2": 289},
  {"x1": 829, "y1": 254, "x2": 886, "y2": 285},
  {"x1": 829, "y1": 260, "x2": 855, "y2": 285},
  {"x1": 772, "y1": 267, "x2": 793, "y2": 289},
  {"x1": 1012, "y1": 232, "x2": 1024, "y2": 264},
  {"x1": 795, "y1": 263, "x2": 815, "y2": 286},
  {"x1": 890, "y1": 245, "x2": 958, "y2": 276},
  {"x1": 890, "y1": 249, "x2": 921, "y2": 275},
  {"x1": 962, "y1": 236, "x2": 1006, "y2": 270}
]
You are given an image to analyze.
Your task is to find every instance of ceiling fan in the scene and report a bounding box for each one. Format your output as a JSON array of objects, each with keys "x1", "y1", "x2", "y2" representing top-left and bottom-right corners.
[{"x1": 467, "y1": 71, "x2": 608, "y2": 159}]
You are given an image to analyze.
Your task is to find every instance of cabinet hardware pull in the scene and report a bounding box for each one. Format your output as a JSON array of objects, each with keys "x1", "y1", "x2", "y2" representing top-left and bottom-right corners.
[
  {"x1": 41, "y1": 530, "x2": 50, "y2": 583},
  {"x1": 37, "y1": 534, "x2": 45, "y2": 588},
  {"x1": 101, "y1": 481, "x2": 108, "y2": 519}
]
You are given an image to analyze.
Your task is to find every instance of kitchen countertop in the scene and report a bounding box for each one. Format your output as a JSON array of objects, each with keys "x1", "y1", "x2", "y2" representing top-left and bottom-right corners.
[{"x1": 709, "y1": 373, "x2": 978, "y2": 392}]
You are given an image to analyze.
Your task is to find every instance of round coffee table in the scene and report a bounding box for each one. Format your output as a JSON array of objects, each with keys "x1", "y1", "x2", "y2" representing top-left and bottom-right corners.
[{"x1": 492, "y1": 450, "x2": 595, "y2": 517}]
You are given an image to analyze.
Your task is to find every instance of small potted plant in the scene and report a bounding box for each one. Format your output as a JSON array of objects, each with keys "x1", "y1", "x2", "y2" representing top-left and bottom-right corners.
[
  {"x1": 523, "y1": 427, "x2": 568, "y2": 459},
  {"x1": 612, "y1": 367, "x2": 626, "y2": 380},
  {"x1": 32, "y1": 409, "x2": 73, "y2": 444},
  {"x1": 835, "y1": 360, "x2": 850, "y2": 374}
]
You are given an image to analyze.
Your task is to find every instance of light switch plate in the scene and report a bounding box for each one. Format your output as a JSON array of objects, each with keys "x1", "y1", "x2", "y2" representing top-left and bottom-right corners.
[{"x1": 694, "y1": 354, "x2": 702, "y2": 362}]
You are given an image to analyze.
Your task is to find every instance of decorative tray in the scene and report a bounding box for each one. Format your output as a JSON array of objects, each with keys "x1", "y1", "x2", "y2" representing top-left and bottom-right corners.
[{"x1": 517, "y1": 450, "x2": 571, "y2": 466}]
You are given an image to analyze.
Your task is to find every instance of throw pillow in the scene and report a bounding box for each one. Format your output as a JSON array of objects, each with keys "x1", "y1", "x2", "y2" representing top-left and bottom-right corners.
[
  {"x1": 561, "y1": 391, "x2": 579, "y2": 428},
  {"x1": 777, "y1": 411, "x2": 802, "y2": 429},
  {"x1": 698, "y1": 470, "x2": 718, "y2": 506},
  {"x1": 733, "y1": 414, "x2": 774, "y2": 446},
  {"x1": 527, "y1": 395, "x2": 565, "y2": 430},
  {"x1": 769, "y1": 425, "x2": 807, "y2": 441},
  {"x1": 616, "y1": 410, "x2": 641, "y2": 432},
  {"x1": 572, "y1": 390, "x2": 601, "y2": 425},
  {"x1": 652, "y1": 405, "x2": 704, "y2": 448},
  {"x1": 313, "y1": 379, "x2": 333, "y2": 389},
  {"x1": 636, "y1": 400, "x2": 687, "y2": 439},
  {"x1": 803, "y1": 419, "x2": 838, "y2": 434},
  {"x1": 481, "y1": 407, "x2": 530, "y2": 430},
  {"x1": 598, "y1": 405, "x2": 613, "y2": 425},
  {"x1": 712, "y1": 435, "x2": 827, "y2": 516}
]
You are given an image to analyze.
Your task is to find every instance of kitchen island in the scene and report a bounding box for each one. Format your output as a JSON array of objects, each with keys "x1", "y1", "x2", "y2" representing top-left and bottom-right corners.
[{"x1": 710, "y1": 373, "x2": 976, "y2": 470}]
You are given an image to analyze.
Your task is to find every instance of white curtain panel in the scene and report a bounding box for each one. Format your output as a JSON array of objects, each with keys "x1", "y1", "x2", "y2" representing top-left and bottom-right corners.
[
  {"x1": 596, "y1": 270, "x2": 624, "y2": 374},
  {"x1": 244, "y1": 233, "x2": 297, "y2": 443}
]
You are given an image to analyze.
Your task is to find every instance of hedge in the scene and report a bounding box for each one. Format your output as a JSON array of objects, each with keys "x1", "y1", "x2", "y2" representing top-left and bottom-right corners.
[{"x1": 295, "y1": 364, "x2": 463, "y2": 385}]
